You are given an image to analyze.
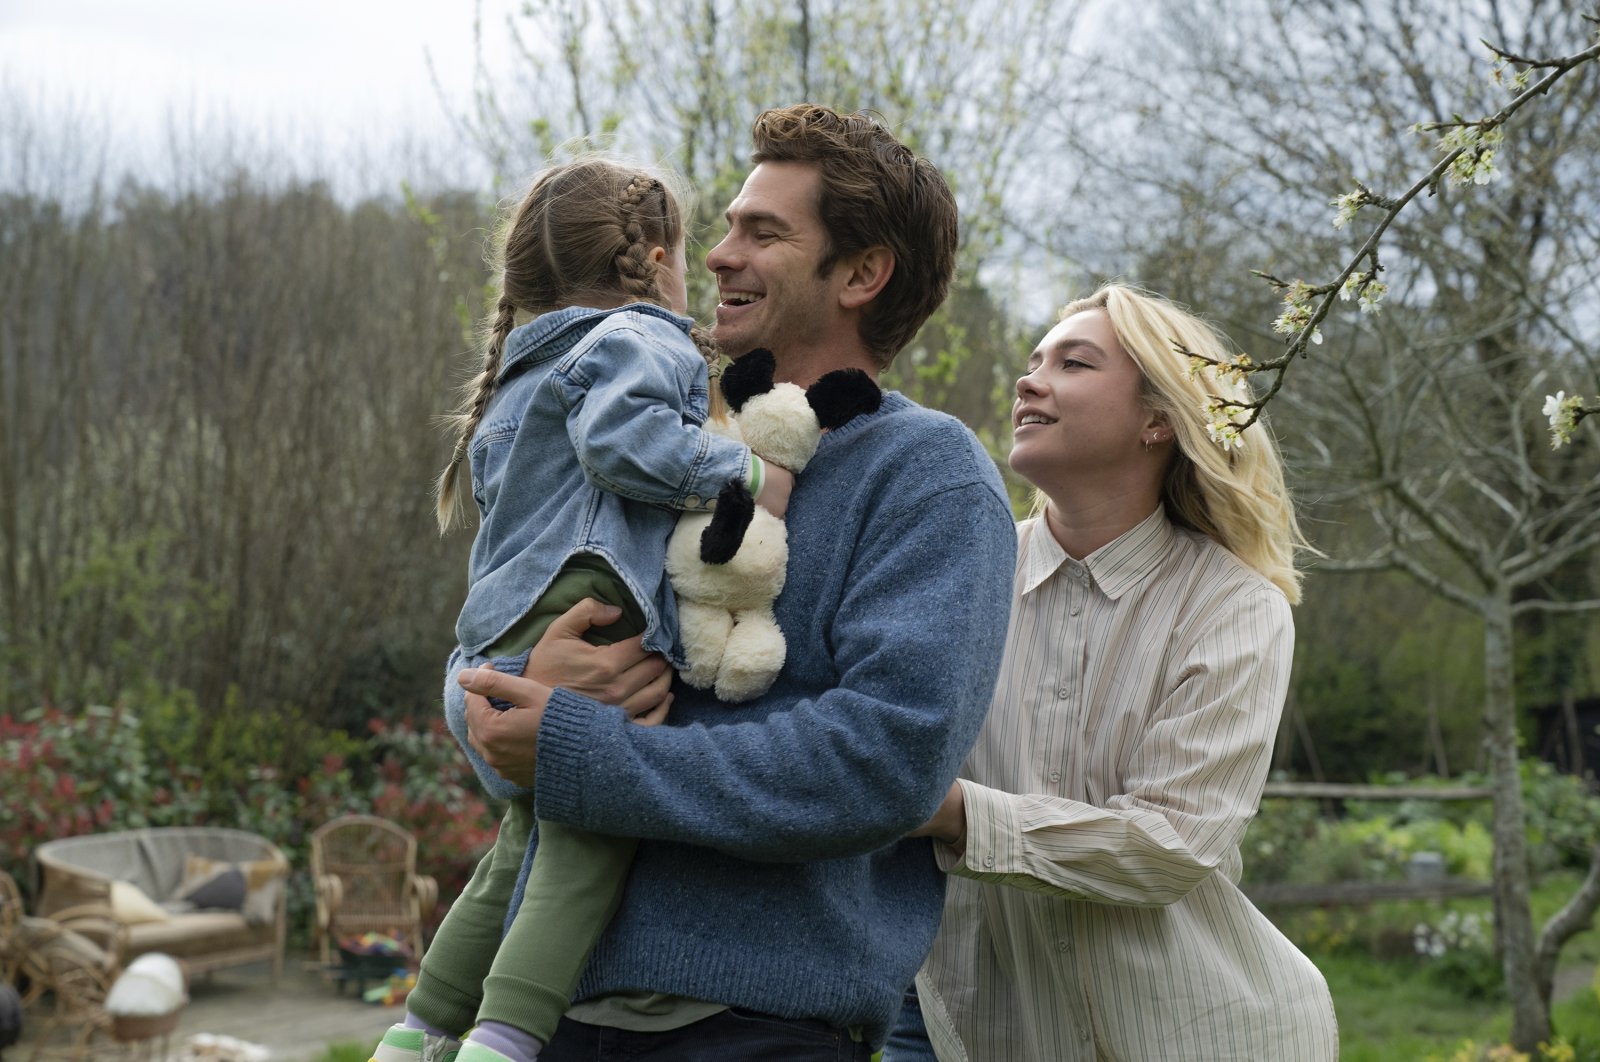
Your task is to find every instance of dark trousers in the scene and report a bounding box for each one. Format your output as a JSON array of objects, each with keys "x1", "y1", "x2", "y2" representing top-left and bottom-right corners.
[
  {"x1": 541, "y1": 1009, "x2": 875, "y2": 1061},
  {"x1": 880, "y1": 989, "x2": 938, "y2": 1062}
]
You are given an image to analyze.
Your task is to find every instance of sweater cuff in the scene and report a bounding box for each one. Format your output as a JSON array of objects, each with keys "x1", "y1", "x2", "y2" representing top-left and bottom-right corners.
[
  {"x1": 746, "y1": 454, "x2": 764, "y2": 497},
  {"x1": 534, "y1": 687, "x2": 601, "y2": 824}
]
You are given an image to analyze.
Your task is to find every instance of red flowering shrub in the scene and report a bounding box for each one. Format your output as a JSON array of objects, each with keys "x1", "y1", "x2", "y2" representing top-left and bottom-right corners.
[{"x1": 1, "y1": 704, "x2": 498, "y2": 938}]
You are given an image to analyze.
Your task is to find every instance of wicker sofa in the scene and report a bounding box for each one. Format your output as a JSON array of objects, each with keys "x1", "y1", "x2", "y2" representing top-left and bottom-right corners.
[{"x1": 33, "y1": 827, "x2": 288, "y2": 980}]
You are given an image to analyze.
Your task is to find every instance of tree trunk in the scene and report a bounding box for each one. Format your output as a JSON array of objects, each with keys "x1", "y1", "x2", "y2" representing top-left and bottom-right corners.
[
  {"x1": 1535, "y1": 840, "x2": 1600, "y2": 1007},
  {"x1": 1483, "y1": 589, "x2": 1549, "y2": 1050}
]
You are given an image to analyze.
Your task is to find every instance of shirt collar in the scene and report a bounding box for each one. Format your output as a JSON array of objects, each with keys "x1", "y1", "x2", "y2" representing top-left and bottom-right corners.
[{"x1": 1020, "y1": 507, "x2": 1174, "y2": 600}]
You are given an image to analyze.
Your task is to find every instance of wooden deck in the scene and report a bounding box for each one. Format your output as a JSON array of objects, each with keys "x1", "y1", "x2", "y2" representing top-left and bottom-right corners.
[{"x1": 16, "y1": 960, "x2": 406, "y2": 1061}]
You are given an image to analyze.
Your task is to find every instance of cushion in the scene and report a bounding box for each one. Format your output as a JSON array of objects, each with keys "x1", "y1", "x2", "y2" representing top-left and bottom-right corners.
[
  {"x1": 127, "y1": 912, "x2": 257, "y2": 958},
  {"x1": 181, "y1": 855, "x2": 281, "y2": 926},
  {"x1": 174, "y1": 863, "x2": 247, "y2": 912},
  {"x1": 110, "y1": 881, "x2": 169, "y2": 925}
]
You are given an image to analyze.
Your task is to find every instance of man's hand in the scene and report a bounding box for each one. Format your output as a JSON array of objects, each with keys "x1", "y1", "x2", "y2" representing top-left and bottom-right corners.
[
  {"x1": 459, "y1": 669, "x2": 552, "y2": 789},
  {"x1": 907, "y1": 781, "x2": 968, "y2": 854},
  {"x1": 526, "y1": 598, "x2": 674, "y2": 719}
]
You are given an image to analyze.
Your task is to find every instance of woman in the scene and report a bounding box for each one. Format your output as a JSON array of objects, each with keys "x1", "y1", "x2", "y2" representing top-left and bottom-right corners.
[{"x1": 898, "y1": 284, "x2": 1338, "y2": 1060}]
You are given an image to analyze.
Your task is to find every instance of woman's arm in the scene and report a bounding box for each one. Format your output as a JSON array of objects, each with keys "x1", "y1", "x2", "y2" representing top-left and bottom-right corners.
[{"x1": 939, "y1": 584, "x2": 1294, "y2": 907}]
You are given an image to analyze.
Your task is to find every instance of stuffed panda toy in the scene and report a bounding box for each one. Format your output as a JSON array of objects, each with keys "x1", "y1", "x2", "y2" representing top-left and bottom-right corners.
[{"x1": 666, "y1": 349, "x2": 881, "y2": 702}]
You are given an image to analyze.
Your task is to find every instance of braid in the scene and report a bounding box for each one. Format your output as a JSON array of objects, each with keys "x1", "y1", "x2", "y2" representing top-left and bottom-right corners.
[
  {"x1": 613, "y1": 175, "x2": 665, "y2": 305},
  {"x1": 435, "y1": 296, "x2": 518, "y2": 532},
  {"x1": 690, "y1": 326, "x2": 730, "y2": 424}
]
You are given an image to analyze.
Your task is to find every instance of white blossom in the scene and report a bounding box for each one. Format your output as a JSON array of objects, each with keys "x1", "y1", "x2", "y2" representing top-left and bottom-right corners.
[
  {"x1": 1205, "y1": 420, "x2": 1246, "y2": 451},
  {"x1": 1331, "y1": 190, "x2": 1365, "y2": 230},
  {"x1": 1544, "y1": 391, "x2": 1584, "y2": 449}
]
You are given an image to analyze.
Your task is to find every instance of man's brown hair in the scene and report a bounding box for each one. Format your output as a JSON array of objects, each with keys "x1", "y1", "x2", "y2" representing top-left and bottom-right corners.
[{"x1": 750, "y1": 104, "x2": 959, "y2": 369}]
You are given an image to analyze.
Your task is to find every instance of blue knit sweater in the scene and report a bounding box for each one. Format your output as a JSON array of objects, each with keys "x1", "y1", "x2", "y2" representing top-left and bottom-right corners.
[{"x1": 525, "y1": 391, "x2": 1016, "y2": 1048}]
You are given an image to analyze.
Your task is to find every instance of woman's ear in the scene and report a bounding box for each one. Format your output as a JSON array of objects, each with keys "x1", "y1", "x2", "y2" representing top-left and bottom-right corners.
[
  {"x1": 649, "y1": 246, "x2": 668, "y2": 265},
  {"x1": 1144, "y1": 410, "x2": 1173, "y2": 445},
  {"x1": 838, "y1": 246, "x2": 895, "y2": 310}
]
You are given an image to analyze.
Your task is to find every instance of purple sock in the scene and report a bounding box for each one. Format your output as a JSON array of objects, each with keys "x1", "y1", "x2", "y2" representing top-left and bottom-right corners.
[
  {"x1": 403, "y1": 1011, "x2": 456, "y2": 1039},
  {"x1": 469, "y1": 1019, "x2": 542, "y2": 1061}
]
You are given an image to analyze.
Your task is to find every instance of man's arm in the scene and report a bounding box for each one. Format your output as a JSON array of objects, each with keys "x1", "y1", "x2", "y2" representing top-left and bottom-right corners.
[
  {"x1": 459, "y1": 600, "x2": 675, "y2": 787},
  {"x1": 475, "y1": 476, "x2": 1016, "y2": 863}
]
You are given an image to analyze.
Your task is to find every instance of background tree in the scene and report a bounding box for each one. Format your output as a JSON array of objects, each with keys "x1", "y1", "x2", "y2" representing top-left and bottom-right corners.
[
  {"x1": 1044, "y1": 0, "x2": 1600, "y2": 1046},
  {"x1": 0, "y1": 104, "x2": 484, "y2": 753},
  {"x1": 444, "y1": 0, "x2": 1086, "y2": 457}
]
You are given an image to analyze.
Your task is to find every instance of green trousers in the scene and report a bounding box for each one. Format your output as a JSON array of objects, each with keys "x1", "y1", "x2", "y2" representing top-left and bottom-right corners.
[{"x1": 408, "y1": 556, "x2": 644, "y2": 1041}]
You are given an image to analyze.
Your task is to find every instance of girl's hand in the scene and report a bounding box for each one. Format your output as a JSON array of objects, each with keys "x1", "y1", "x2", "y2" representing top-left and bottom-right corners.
[
  {"x1": 755, "y1": 461, "x2": 794, "y2": 518},
  {"x1": 528, "y1": 598, "x2": 674, "y2": 718}
]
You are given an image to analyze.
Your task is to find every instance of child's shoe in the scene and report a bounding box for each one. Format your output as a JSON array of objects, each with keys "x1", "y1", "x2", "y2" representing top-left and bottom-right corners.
[
  {"x1": 369, "y1": 1023, "x2": 461, "y2": 1062},
  {"x1": 456, "y1": 1043, "x2": 523, "y2": 1062}
]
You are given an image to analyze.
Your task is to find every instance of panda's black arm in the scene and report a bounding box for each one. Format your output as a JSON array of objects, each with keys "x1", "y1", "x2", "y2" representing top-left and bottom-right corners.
[{"x1": 699, "y1": 479, "x2": 756, "y2": 565}]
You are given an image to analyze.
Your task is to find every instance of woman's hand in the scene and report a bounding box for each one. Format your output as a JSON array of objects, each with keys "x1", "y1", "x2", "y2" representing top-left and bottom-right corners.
[
  {"x1": 526, "y1": 598, "x2": 674, "y2": 720},
  {"x1": 908, "y1": 781, "x2": 968, "y2": 855}
]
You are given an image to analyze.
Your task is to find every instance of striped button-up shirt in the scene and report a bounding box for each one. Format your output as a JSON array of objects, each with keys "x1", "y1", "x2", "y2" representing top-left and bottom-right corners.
[{"x1": 917, "y1": 510, "x2": 1338, "y2": 1062}]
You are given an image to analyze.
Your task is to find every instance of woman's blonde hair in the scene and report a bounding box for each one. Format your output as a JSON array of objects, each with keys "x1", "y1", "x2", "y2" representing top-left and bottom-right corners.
[
  {"x1": 1059, "y1": 284, "x2": 1310, "y2": 603},
  {"x1": 435, "y1": 157, "x2": 712, "y2": 532}
]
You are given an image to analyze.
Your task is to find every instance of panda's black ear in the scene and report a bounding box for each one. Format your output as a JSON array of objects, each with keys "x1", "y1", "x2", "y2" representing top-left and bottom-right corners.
[
  {"x1": 806, "y1": 368, "x2": 882, "y2": 430},
  {"x1": 720, "y1": 349, "x2": 777, "y2": 412}
]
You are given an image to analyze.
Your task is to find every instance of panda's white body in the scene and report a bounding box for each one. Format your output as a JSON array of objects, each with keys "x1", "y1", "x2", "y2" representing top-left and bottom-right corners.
[{"x1": 665, "y1": 381, "x2": 823, "y2": 702}]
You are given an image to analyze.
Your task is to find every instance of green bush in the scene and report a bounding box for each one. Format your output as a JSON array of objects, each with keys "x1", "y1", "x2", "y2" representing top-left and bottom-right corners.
[
  {"x1": 0, "y1": 698, "x2": 499, "y2": 938},
  {"x1": 1244, "y1": 762, "x2": 1592, "y2": 889}
]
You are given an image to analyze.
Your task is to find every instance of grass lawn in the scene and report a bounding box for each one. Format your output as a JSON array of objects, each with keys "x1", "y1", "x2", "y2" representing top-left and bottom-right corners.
[{"x1": 1296, "y1": 870, "x2": 1600, "y2": 1060}]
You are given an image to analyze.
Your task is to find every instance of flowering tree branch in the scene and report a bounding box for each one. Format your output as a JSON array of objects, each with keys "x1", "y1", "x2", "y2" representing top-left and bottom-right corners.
[{"x1": 1181, "y1": 17, "x2": 1600, "y2": 447}]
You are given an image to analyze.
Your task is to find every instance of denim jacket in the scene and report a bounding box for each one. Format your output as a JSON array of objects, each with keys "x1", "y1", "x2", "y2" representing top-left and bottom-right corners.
[{"x1": 453, "y1": 303, "x2": 751, "y2": 661}]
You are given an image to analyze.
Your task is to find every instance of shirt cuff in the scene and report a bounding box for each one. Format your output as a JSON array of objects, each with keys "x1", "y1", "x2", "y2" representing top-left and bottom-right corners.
[
  {"x1": 745, "y1": 454, "x2": 764, "y2": 497},
  {"x1": 941, "y1": 779, "x2": 1014, "y2": 878}
]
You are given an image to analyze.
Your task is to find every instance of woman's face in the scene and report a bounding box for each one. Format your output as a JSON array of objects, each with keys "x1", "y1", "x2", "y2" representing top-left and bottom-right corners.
[{"x1": 1008, "y1": 309, "x2": 1155, "y2": 489}]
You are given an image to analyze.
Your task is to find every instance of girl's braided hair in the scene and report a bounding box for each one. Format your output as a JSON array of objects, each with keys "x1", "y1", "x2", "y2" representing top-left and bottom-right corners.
[{"x1": 435, "y1": 159, "x2": 700, "y2": 531}]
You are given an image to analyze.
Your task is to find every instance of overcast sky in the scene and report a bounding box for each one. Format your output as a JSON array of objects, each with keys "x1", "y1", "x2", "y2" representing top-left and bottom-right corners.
[{"x1": 1, "y1": 0, "x2": 520, "y2": 190}]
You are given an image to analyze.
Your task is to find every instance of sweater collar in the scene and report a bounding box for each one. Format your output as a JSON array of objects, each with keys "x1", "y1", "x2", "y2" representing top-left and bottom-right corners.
[{"x1": 1020, "y1": 506, "x2": 1173, "y2": 600}]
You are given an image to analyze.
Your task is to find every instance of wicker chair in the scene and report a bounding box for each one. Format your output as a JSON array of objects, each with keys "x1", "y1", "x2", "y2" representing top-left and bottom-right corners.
[
  {"x1": 0, "y1": 869, "x2": 126, "y2": 1059},
  {"x1": 310, "y1": 815, "x2": 438, "y2": 967}
]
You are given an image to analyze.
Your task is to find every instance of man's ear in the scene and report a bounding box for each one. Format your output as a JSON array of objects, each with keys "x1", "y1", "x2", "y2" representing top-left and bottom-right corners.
[{"x1": 837, "y1": 246, "x2": 895, "y2": 310}]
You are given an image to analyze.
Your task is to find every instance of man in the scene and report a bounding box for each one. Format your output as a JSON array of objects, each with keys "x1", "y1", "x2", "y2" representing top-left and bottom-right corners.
[{"x1": 459, "y1": 104, "x2": 1016, "y2": 1061}]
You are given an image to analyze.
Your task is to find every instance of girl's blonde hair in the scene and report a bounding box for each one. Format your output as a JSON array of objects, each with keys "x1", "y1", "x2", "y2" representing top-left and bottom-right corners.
[
  {"x1": 1059, "y1": 284, "x2": 1310, "y2": 603},
  {"x1": 435, "y1": 157, "x2": 709, "y2": 531}
]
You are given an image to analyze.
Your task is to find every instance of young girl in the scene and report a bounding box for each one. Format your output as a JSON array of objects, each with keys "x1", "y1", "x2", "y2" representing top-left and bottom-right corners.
[{"x1": 371, "y1": 158, "x2": 792, "y2": 1062}]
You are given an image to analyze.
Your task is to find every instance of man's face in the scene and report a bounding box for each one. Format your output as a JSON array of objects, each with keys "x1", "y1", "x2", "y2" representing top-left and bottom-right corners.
[{"x1": 705, "y1": 161, "x2": 843, "y2": 362}]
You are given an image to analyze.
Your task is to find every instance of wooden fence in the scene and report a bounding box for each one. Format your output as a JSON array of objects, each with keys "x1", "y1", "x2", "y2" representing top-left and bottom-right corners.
[{"x1": 1243, "y1": 781, "x2": 1495, "y2": 907}]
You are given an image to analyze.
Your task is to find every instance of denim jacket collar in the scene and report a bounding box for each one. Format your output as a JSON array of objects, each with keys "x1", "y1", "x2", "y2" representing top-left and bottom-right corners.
[{"x1": 499, "y1": 303, "x2": 695, "y2": 382}]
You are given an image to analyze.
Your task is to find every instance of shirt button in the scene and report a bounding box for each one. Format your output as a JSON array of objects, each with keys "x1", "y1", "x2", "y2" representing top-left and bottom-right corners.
[
  {"x1": 1069, "y1": 606, "x2": 1080, "y2": 616},
  {"x1": 685, "y1": 495, "x2": 701, "y2": 508},
  {"x1": 1056, "y1": 939, "x2": 1069, "y2": 952},
  {"x1": 983, "y1": 855, "x2": 994, "y2": 868},
  {"x1": 1049, "y1": 769, "x2": 1062, "y2": 782},
  {"x1": 1056, "y1": 687, "x2": 1070, "y2": 699},
  {"x1": 1080, "y1": 1026, "x2": 1091, "y2": 1042}
]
